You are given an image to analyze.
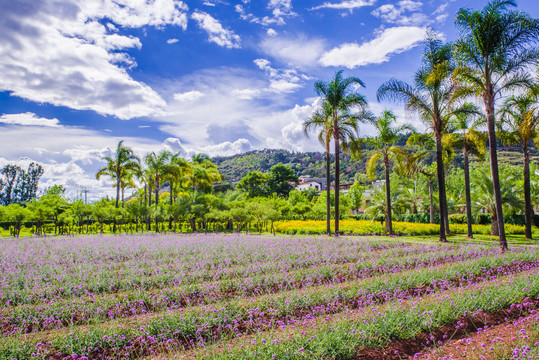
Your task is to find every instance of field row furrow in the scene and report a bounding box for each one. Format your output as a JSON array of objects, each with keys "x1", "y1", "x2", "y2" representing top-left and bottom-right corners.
[
  {"x1": 2, "y1": 251, "x2": 537, "y2": 358},
  {"x1": 0, "y1": 244, "x2": 507, "y2": 332}
]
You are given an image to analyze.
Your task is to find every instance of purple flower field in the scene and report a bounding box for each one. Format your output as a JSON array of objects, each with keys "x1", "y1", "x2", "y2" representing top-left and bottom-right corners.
[{"x1": 1, "y1": 233, "x2": 539, "y2": 359}]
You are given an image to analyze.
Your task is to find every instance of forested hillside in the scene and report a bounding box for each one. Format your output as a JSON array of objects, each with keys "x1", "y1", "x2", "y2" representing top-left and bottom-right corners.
[
  {"x1": 213, "y1": 149, "x2": 365, "y2": 186},
  {"x1": 213, "y1": 142, "x2": 539, "y2": 187}
]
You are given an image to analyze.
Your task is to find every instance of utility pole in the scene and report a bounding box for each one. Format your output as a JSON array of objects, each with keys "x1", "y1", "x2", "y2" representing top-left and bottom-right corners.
[{"x1": 81, "y1": 187, "x2": 90, "y2": 204}]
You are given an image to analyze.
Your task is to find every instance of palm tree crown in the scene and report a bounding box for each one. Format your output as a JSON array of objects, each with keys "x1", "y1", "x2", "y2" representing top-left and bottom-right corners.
[{"x1": 314, "y1": 70, "x2": 370, "y2": 236}]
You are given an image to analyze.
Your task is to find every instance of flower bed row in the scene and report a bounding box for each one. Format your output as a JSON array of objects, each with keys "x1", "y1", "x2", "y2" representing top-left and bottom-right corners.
[{"x1": 2, "y1": 250, "x2": 538, "y2": 358}]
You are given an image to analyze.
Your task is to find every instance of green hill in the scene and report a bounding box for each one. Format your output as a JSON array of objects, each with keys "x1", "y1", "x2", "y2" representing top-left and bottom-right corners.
[{"x1": 213, "y1": 143, "x2": 539, "y2": 188}]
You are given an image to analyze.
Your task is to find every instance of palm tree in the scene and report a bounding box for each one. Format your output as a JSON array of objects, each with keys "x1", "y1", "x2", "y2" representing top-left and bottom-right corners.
[
  {"x1": 453, "y1": 0, "x2": 539, "y2": 250},
  {"x1": 189, "y1": 154, "x2": 221, "y2": 193},
  {"x1": 498, "y1": 88, "x2": 539, "y2": 239},
  {"x1": 473, "y1": 171, "x2": 522, "y2": 235},
  {"x1": 445, "y1": 104, "x2": 487, "y2": 238},
  {"x1": 365, "y1": 110, "x2": 414, "y2": 235},
  {"x1": 96, "y1": 141, "x2": 140, "y2": 232},
  {"x1": 163, "y1": 153, "x2": 191, "y2": 229},
  {"x1": 144, "y1": 150, "x2": 172, "y2": 232},
  {"x1": 400, "y1": 133, "x2": 438, "y2": 224},
  {"x1": 314, "y1": 70, "x2": 369, "y2": 236},
  {"x1": 303, "y1": 101, "x2": 333, "y2": 236},
  {"x1": 378, "y1": 36, "x2": 457, "y2": 242}
]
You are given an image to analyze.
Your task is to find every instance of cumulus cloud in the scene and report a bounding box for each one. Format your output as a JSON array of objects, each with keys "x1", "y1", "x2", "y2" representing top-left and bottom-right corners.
[
  {"x1": 260, "y1": 34, "x2": 326, "y2": 68},
  {"x1": 0, "y1": 0, "x2": 189, "y2": 120},
  {"x1": 156, "y1": 67, "x2": 323, "y2": 155},
  {"x1": 235, "y1": 0, "x2": 296, "y2": 26},
  {"x1": 167, "y1": 38, "x2": 179, "y2": 44},
  {"x1": 371, "y1": 0, "x2": 428, "y2": 26},
  {"x1": 310, "y1": 0, "x2": 376, "y2": 11},
  {"x1": 320, "y1": 26, "x2": 427, "y2": 68},
  {"x1": 254, "y1": 58, "x2": 309, "y2": 94},
  {"x1": 0, "y1": 113, "x2": 61, "y2": 127},
  {"x1": 191, "y1": 11, "x2": 241, "y2": 48}
]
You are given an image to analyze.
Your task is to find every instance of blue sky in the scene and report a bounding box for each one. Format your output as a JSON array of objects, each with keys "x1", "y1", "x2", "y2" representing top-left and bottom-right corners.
[{"x1": 1, "y1": 0, "x2": 538, "y2": 200}]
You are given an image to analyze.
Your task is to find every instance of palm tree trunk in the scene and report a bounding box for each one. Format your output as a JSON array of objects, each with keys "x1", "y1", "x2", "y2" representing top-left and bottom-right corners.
[
  {"x1": 384, "y1": 154, "x2": 393, "y2": 235},
  {"x1": 325, "y1": 143, "x2": 331, "y2": 236},
  {"x1": 334, "y1": 136, "x2": 340, "y2": 237},
  {"x1": 155, "y1": 175, "x2": 159, "y2": 233},
  {"x1": 441, "y1": 165, "x2": 450, "y2": 236},
  {"x1": 114, "y1": 173, "x2": 120, "y2": 233},
  {"x1": 435, "y1": 135, "x2": 447, "y2": 242},
  {"x1": 463, "y1": 144, "x2": 473, "y2": 239},
  {"x1": 524, "y1": 145, "x2": 533, "y2": 239},
  {"x1": 485, "y1": 93, "x2": 508, "y2": 251},
  {"x1": 169, "y1": 181, "x2": 174, "y2": 230},
  {"x1": 428, "y1": 179, "x2": 435, "y2": 224}
]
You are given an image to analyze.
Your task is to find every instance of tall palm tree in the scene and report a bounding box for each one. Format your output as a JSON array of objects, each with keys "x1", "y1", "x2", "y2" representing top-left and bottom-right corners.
[
  {"x1": 315, "y1": 70, "x2": 369, "y2": 236},
  {"x1": 365, "y1": 110, "x2": 414, "y2": 235},
  {"x1": 453, "y1": 0, "x2": 539, "y2": 250},
  {"x1": 498, "y1": 88, "x2": 539, "y2": 239},
  {"x1": 144, "y1": 150, "x2": 172, "y2": 232},
  {"x1": 303, "y1": 101, "x2": 333, "y2": 236},
  {"x1": 96, "y1": 141, "x2": 140, "y2": 232},
  {"x1": 445, "y1": 104, "x2": 487, "y2": 238},
  {"x1": 164, "y1": 153, "x2": 191, "y2": 229},
  {"x1": 378, "y1": 36, "x2": 457, "y2": 242}
]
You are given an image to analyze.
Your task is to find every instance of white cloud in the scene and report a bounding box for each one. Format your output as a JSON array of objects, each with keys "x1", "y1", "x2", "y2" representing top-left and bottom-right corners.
[
  {"x1": 235, "y1": 0, "x2": 296, "y2": 26},
  {"x1": 371, "y1": 0, "x2": 429, "y2": 26},
  {"x1": 260, "y1": 34, "x2": 326, "y2": 68},
  {"x1": 0, "y1": 0, "x2": 190, "y2": 120},
  {"x1": 320, "y1": 26, "x2": 427, "y2": 68},
  {"x1": 0, "y1": 113, "x2": 61, "y2": 127},
  {"x1": 173, "y1": 90, "x2": 205, "y2": 102},
  {"x1": 267, "y1": 28, "x2": 278, "y2": 36},
  {"x1": 155, "y1": 68, "x2": 323, "y2": 155},
  {"x1": 311, "y1": 0, "x2": 376, "y2": 11},
  {"x1": 191, "y1": 11, "x2": 241, "y2": 49},
  {"x1": 167, "y1": 38, "x2": 179, "y2": 44},
  {"x1": 253, "y1": 58, "x2": 308, "y2": 94},
  {"x1": 198, "y1": 139, "x2": 254, "y2": 157}
]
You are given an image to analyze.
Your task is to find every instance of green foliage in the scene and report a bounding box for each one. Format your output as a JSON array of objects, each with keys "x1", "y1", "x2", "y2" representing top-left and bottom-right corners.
[
  {"x1": 267, "y1": 163, "x2": 298, "y2": 197},
  {"x1": 236, "y1": 171, "x2": 269, "y2": 197}
]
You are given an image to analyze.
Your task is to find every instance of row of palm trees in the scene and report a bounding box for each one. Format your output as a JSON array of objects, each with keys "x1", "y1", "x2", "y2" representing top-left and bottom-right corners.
[
  {"x1": 304, "y1": 0, "x2": 539, "y2": 251},
  {"x1": 96, "y1": 142, "x2": 221, "y2": 232}
]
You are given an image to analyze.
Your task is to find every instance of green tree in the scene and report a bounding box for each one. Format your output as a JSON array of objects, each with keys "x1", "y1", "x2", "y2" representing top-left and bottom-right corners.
[
  {"x1": 498, "y1": 88, "x2": 539, "y2": 239},
  {"x1": 472, "y1": 170, "x2": 522, "y2": 235},
  {"x1": 347, "y1": 181, "x2": 364, "y2": 214},
  {"x1": 445, "y1": 104, "x2": 487, "y2": 238},
  {"x1": 454, "y1": 0, "x2": 539, "y2": 250},
  {"x1": 5, "y1": 203, "x2": 31, "y2": 237},
  {"x1": 144, "y1": 150, "x2": 172, "y2": 232},
  {"x1": 96, "y1": 141, "x2": 140, "y2": 232},
  {"x1": 236, "y1": 171, "x2": 269, "y2": 197},
  {"x1": 267, "y1": 163, "x2": 298, "y2": 197},
  {"x1": 378, "y1": 36, "x2": 458, "y2": 242},
  {"x1": 314, "y1": 70, "x2": 369, "y2": 236},
  {"x1": 189, "y1": 154, "x2": 222, "y2": 193},
  {"x1": 304, "y1": 101, "x2": 333, "y2": 235},
  {"x1": 365, "y1": 110, "x2": 413, "y2": 235}
]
